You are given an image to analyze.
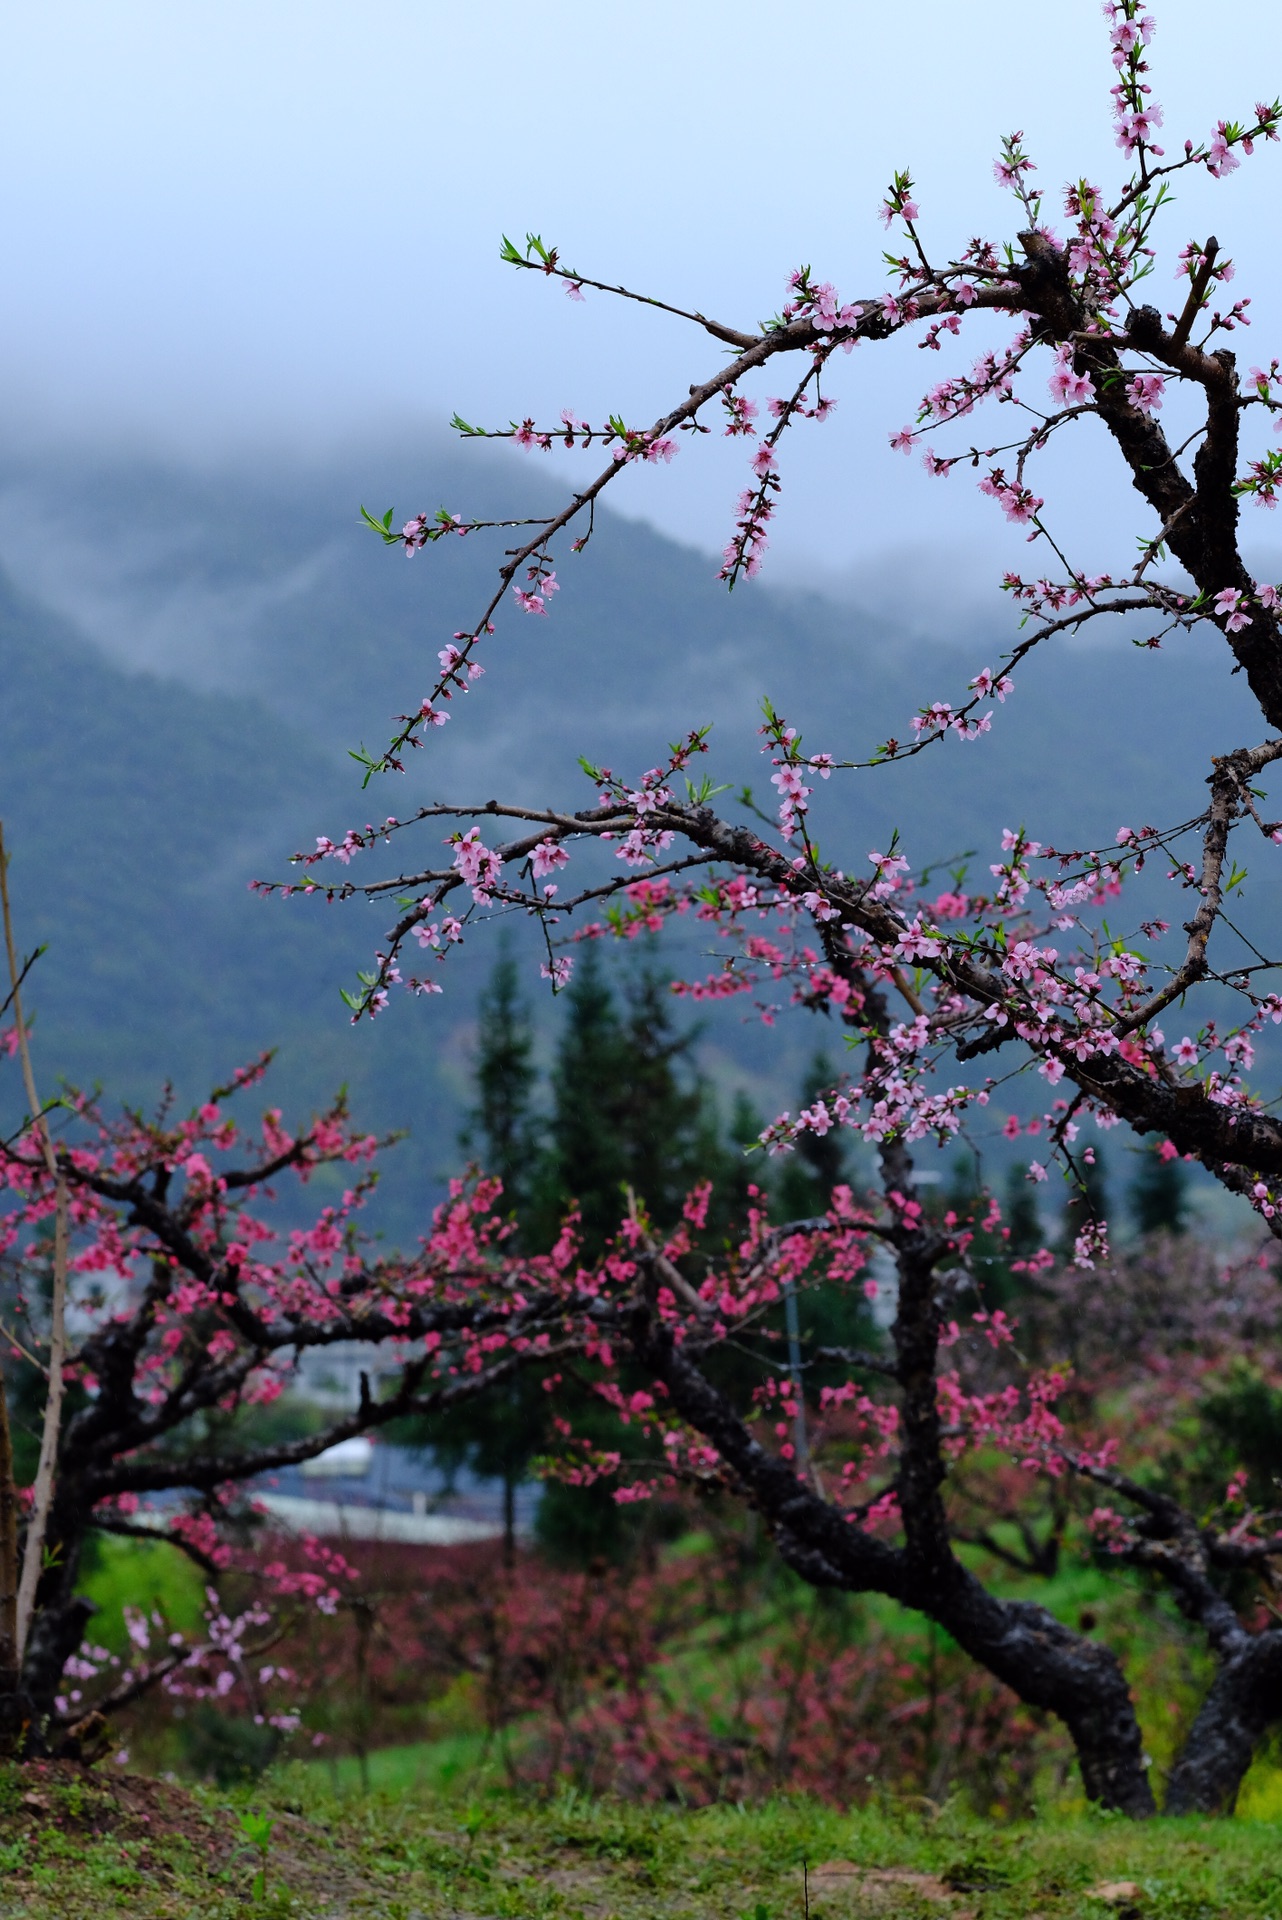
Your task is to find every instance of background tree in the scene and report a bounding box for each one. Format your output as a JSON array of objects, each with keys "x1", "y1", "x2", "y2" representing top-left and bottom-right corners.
[
  {"x1": 407, "y1": 941, "x2": 548, "y2": 1564},
  {"x1": 424, "y1": 939, "x2": 750, "y2": 1566},
  {"x1": 533, "y1": 942, "x2": 726, "y2": 1257},
  {"x1": 1129, "y1": 1140, "x2": 1191, "y2": 1237},
  {"x1": 776, "y1": 1051, "x2": 847, "y2": 1222},
  {"x1": 463, "y1": 936, "x2": 538, "y2": 1233},
  {"x1": 533, "y1": 944, "x2": 748, "y2": 1561},
  {"x1": 1059, "y1": 1150, "x2": 1109, "y2": 1263},
  {"x1": 0, "y1": 1058, "x2": 583, "y2": 1753}
]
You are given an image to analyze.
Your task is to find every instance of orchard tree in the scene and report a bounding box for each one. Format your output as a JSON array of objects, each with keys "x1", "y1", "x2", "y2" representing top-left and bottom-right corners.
[
  {"x1": 265, "y1": 0, "x2": 1282, "y2": 1815},
  {"x1": 0, "y1": 1055, "x2": 586, "y2": 1755}
]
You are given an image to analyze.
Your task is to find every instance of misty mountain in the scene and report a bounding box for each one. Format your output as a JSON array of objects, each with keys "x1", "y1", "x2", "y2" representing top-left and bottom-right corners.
[{"x1": 0, "y1": 438, "x2": 1275, "y2": 1238}]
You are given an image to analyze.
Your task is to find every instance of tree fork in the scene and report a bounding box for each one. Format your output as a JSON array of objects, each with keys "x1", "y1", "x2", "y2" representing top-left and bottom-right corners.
[{"x1": 628, "y1": 1294, "x2": 1154, "y2": 1814}]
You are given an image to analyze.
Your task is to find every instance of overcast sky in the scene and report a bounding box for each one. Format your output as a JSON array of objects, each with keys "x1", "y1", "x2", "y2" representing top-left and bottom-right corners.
[{"x1": 4, "y1": 0, "x2": 1282, "y2": 590}]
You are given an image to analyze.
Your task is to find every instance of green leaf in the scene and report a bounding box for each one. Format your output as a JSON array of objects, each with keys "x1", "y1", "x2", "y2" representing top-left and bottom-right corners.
[
  {"x1": 359, "y1": 504, "x2": 399, "y2": 542},
  {"x1": 685, "y1": 776, "x2": 731, "y2": 804}
]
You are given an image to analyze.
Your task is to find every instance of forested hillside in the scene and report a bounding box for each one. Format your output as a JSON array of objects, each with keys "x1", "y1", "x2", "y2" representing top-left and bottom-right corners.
[{"x1": 0, "y1": 439, "x2": 1272, "y2": 1238}]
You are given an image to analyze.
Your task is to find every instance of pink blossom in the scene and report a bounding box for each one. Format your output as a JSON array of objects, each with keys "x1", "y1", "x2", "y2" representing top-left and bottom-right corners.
[
  {"x1": 530, "y1": 839, "x2": 569, "y2": 879},
  {"x1": 978, "y1": 470, "x2": 1044, "y2": 525},
  {"x1": 1126, "y1": 372, "x2": 1165, "y2": 414},
  {"x1": 969, "y1": 667, "x2": 1009, "y2": 700},
  {"x1": 451, "y1": 827, "x2": 503, "y2": 902},
  {"x1": 1213, "y1": 587, "x2": 1252, "y2": 631},
  {"x1": 1207, "y1": 122, "x2": 1241, "y2": 177},
  {"x1": 1048, "y1": 347, "x2": 1093, "y2": 407}
]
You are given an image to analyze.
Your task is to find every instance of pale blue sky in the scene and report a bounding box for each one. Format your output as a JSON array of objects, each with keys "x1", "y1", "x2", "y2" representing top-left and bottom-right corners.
[{"x1": 4, "y1": 0, "x2": 1280, "y2": 583}]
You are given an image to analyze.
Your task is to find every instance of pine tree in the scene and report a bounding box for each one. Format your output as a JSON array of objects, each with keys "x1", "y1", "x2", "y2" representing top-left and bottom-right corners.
[
  {"x1": 1060, "y1": 1148, "x2": 1108, "y2": 1257},
  {"x1": 1004, "y1": 1162, "x2": 1044, "y2": 1262},
  {"x1": 615, "y1": 963, "x2": 714, "y2": 1229},
  {"x1": 1129, "y1": 1143, "x2": 1190, "y2": 1237},
  {"x1": 770, "y1": 1053, "x2": 872, "y2": 1369},
  {"x1": 532, "y1": 942, "x2": 630, "y2": 1254},
  {"x1": 939, "y1": 1157, "x2": 1045, "y2": 1310},
  {"x1": 463, "y1": 939, "x2": 538, "y2": 1232},
  {"x1": 536, "y1": 943, "x2": 720, "y2": 1257},
  {"x1": 777, "y1": 1051, "x2": 846, "y2": 1222},
  {"x1": 442, "y1": 939, "x2": 758, "y2": 1565},
  {"x1": 410, "y1": 944, "x2": 547, "y2": 1564},
  {"x1": 533, "y1": 943, "x2": 737, "y2": 1561}
]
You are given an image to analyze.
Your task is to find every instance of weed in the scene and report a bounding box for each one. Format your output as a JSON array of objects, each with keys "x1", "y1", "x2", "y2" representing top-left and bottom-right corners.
[{"x1": 234, "y1": 1807, "x2": 275, "y2": 1903}]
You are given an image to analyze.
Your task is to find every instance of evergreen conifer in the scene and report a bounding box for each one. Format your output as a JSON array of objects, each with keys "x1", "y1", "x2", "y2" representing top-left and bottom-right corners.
[
  {"x1": 1060, "y1": 1148, "x2": 1108, "y2": 1257},
  {"x1": 1129, "y1": 1142, "x2": 1190, "y2": 1237},
  {"x1": 462, "y1": 938, "x2": 538, "y2": 1233},
  {"x1": 777, "y1": 1052, "x2": 846, "y2": 1222},
  {"x1": 534, "y1": 942, "x2": 721, "y2": 1257},
  {"x1": 407, "y1": 943, "x2": 547, "y2": 1563}
]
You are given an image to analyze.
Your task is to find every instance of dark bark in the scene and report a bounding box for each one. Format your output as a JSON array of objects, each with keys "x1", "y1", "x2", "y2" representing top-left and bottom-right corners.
[
  {"x1": 22, "y1": 1594, "x2": 96, "y2": 1727},
  {"x1": 654, "y1": 805, "x2": 1282, "y2": 1185},
  {"x1": 1010, "y1": 237, "x2": 1282, "y2": 733},
  {"x1": 627, "y1": 1293, "x2": 1155, "y2": 1814},
  {"x1": 1167, "y1": 1630, "x2": 1282, "y2": 1813},
  {"x1": 503, "y1": 1473, "x2": 516, "y2": 1571},
  {"x1": 0, "y1": 1369, "x2": 43, "y2": 1756}
]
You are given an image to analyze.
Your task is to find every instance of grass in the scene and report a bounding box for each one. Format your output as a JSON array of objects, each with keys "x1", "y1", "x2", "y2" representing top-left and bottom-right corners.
[
  {"x1": 323, "y1": 1729, "x2": 493, "y2": 1796},
  {"x1": 28, "y1": 1528, "x2": 1279, "y2": 1912},
  {"x1": 3, "y1": 1754, "x2": 1282, "y2": 1918},
  {"x1": 78, "y1": 1533, "x2": 207, "y2": 1651}
]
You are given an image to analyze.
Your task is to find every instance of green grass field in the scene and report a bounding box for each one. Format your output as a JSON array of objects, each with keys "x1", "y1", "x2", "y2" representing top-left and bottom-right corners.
[
  {"x1": 40, "y1": 1526, "x2": 1281, "y2": 1915},
  {"x1": 3, "y1": 1755, "x2": 1282, "y2": 1919}
]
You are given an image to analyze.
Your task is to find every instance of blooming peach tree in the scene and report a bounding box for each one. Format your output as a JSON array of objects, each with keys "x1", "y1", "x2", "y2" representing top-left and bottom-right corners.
[
  {"x1": 0, "y1": 1056, "x2": 584, "y2": 1755},
  {"x1": 254, "y1": 0, "x2": 1282, "y2": 1815}
]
